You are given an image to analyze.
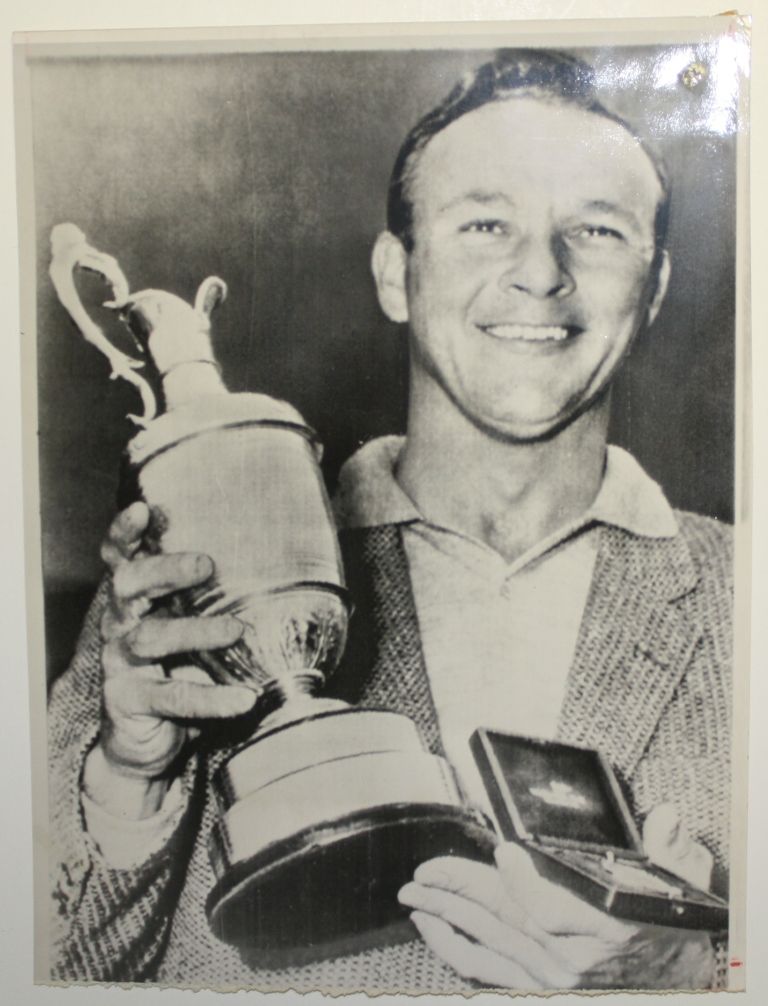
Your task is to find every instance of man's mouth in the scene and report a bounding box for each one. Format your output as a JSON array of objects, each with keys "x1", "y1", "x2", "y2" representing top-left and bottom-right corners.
[{"x1": 479, "y1": 323, "x2": 577, "y2": 343}]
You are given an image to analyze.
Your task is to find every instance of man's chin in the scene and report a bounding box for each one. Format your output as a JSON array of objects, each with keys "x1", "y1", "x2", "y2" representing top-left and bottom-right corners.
[
  {"x1": 463, "y1": 406, "x2": 576, "y2": 445},
  {"x1": 464, "y1": 398, "x2": 609, "y2": 446}
]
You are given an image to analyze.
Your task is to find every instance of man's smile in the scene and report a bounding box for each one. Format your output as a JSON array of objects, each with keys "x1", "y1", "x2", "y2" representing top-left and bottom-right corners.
[{"x1": 477, "y1": 323, "x2": 580, "y2": 344}]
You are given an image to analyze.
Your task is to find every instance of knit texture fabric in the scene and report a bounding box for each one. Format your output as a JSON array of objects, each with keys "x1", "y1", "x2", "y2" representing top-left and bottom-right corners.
[{"x1": 47, "y1": 513, "x2": 732, "y2": 991}]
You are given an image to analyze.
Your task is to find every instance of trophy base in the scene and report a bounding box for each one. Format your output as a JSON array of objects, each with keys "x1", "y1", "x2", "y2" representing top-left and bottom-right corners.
[
  {"x1": 207, "y1": 802, "x2": 495, "y2": 963},
  {"x1": 206, "y1": 707, "x2": 496, "y2": 960}
]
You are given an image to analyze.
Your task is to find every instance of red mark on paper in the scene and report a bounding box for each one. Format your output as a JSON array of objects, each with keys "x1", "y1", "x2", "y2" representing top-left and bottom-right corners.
[{"x1": 730, "y1": 959, "x2": 743, "y2": 968}]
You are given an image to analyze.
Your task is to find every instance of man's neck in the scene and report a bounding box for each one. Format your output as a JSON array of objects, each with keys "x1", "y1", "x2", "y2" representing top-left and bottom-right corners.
[{"x1": 397, "y1": 390, "x2": 610, "y2": 564}]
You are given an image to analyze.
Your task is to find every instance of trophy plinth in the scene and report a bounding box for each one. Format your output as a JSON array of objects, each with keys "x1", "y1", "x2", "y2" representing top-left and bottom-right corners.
[
  {"x1": 51, "y1": 225, "x2": 496, "y2": 963},
  {"x1": 207, "y1": 707, "x2": 495, "y2": 961}
]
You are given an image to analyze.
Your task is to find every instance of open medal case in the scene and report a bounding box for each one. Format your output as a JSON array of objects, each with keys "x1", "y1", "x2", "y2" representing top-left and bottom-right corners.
[{"x1": 470, "y1": 729, "x2": 728, "y2": 931}]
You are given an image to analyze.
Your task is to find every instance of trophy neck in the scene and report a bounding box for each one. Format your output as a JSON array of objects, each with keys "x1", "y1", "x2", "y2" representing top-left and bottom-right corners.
[
  {"x1": 161, "y1": 359, "x2": 226, "y2": 409},
  {"x1": 256, "y1": 672, "x2": 349, "y2": 733}
]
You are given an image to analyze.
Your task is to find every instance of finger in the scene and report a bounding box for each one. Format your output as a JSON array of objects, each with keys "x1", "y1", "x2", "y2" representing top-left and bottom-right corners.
[
  {"x1": 101, "y1": 593, "x2": 155, "y2": 642},
  {"x1": 495, "y1": 843, "x2": 633, "y2": 944},
  {"x1": 165, "y1": 668, "x2": 222, "y2": 738},
  {"x1": 112, "y1": 676, "x2": 257, "y2": 721},
  {"x1": 168, "y1": 664, "x2": 220, "y2": 686},
  {"x1": 124, "y1": 614, "x2": 243, "y2": 661},
  {"x1": 413, "y1": 856, "x2": 545, "y2": 938},
  {"x1": 100, "y1": 502, "x2": 151, "y2": 569},
  {"x1": 399, "y1": 883, "x2": 577, "y2": 989},
  {"x1": 644, "y1": 803, "x2": 684, "y2": 849},
  {"x1": 112, "y1": 552, "x2": 214, "y2": 605},
  {"x1": 643, "y1": 803, "x2": 713, "y2": 890},
  {"x1": 409, "y1": 911, "x2": 542, "y2": 990}
]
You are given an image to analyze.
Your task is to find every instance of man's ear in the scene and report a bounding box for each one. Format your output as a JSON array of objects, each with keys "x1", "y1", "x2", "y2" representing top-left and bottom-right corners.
[
  {"x1": 647, "y1": 250, "x2": 671, "y2": 327},
  {"x1": 371, "y1": 230, "x2": 409, "y2": 324}
]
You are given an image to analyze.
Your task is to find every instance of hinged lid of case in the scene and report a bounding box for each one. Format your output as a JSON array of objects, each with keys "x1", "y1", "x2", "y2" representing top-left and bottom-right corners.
[{"x1": 471, "y1": 730, "x2": 645, "y2": 857}]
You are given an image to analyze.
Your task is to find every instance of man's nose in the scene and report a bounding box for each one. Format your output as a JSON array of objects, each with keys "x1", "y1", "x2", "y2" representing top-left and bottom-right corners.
[{"x1": 498, "y1": 234, "x2": 574, "y2": 299}]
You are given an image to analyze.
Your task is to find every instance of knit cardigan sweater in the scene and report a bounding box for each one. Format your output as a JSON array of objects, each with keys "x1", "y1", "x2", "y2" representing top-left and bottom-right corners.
[{"x1": 47, "y1": 514, "x2": 732, "y2": 991}]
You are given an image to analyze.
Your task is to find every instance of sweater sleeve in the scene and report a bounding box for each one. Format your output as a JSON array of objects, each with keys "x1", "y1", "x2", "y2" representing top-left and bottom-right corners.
[{"x1": 47, "y1": 580, "x2": 201, "y2": 982}]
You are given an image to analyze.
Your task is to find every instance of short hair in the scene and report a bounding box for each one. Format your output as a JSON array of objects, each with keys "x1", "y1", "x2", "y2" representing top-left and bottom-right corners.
[{"x1": 386, "y1": 49, "x2": 670, "y2": 259}]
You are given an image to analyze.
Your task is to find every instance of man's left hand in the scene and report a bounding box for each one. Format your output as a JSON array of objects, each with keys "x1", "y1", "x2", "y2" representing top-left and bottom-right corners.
[{"x1": 398, "y1": 804, "x2": 715, "y2": 990}]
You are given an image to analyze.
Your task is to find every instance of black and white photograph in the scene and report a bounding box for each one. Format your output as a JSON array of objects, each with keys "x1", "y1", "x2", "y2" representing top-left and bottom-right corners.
[{"x1": 13, "y1": 14, "x2": 750, "y2": 996}]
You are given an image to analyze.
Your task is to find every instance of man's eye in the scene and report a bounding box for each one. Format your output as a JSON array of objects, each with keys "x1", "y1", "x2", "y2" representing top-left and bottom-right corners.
[
  {"x1": 460, "y1": 220, "x2": 508, "y2": 237},
  {"x1": 572, "y1": 224, "x2": 625, "y2": 242}
]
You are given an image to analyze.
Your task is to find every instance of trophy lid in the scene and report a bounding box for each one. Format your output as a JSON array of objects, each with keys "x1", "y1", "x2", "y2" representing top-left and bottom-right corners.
[{"x1": 127, "y1": 391, "x2": 316, "y2": 467}]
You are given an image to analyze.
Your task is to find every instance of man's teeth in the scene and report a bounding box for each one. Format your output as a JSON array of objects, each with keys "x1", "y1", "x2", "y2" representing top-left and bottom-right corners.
[{"x1": 483, "y1": 324, "x2": 570, "y2": 342}]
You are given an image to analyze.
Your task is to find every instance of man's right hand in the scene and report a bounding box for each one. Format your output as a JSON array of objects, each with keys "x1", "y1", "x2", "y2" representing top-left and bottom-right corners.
[{"x1": 85, "y1": 501, "x2": 256, "y2": 819}]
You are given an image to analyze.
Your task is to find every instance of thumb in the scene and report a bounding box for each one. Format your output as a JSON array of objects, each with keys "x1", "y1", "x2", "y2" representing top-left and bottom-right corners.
[{"x1": 643, "y1": 803, "x2": 713, "y2": 891}]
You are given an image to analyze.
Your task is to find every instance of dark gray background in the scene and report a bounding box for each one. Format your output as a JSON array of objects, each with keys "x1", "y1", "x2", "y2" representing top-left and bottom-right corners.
[{"x1": 27, "y1": 44, "x2": 737, "y2": 680}]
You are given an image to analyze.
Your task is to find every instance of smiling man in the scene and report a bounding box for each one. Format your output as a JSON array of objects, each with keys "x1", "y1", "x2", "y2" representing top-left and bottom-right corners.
[
  {"x1": 48, "y1": 50, "x2": 731, "y2": 992},
  {"x1": 374, "y1": 97, "x2": 669, "y2": 451},
  {"x1": 336, "y1": 50, "x2": 729, "y2": 988}
]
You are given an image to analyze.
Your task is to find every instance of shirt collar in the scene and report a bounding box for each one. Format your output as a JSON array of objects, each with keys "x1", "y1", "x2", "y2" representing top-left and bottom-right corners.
[{"x1": 333, "y1": 435, "x2": 678, "y2": 540}]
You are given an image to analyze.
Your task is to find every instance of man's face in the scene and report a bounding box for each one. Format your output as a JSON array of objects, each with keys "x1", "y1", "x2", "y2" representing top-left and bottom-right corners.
[{"x1": 375, "y1": 98, "x2": 670, "y2": 442}]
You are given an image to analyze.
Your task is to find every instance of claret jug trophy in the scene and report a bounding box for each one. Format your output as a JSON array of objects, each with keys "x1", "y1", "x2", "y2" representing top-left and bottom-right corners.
[{"x1": 50, "y1": 224, "x2": 494, "y2": 962}]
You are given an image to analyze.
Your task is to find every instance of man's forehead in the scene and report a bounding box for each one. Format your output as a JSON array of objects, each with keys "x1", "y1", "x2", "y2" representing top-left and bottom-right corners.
[{"x1": 410, "y1": 96, "x2": 664, "y2": 211}]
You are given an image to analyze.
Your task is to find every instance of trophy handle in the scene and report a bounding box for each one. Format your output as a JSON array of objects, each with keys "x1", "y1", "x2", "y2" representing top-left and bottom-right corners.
[
  {"x1": 195, "y1": 275, "x2": 228, "y2": 319},
  {"x1": 49, "y1": 222, "x2": 157, "y2": 426}
]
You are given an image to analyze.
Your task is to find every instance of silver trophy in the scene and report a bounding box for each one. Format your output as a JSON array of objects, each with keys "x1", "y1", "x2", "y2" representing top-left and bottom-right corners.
[{"x1": 50, "y1": 224, "x2": 494, "y2": 961}]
